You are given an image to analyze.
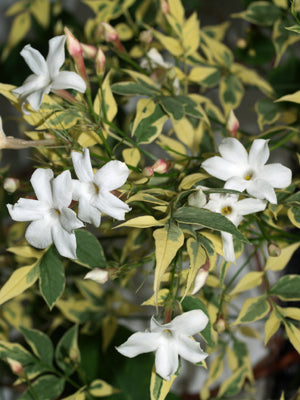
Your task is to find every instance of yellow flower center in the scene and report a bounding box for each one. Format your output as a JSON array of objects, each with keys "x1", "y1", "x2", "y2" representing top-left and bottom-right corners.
[
  {"x1": 221, "y1": 206, "x2": 232, "y2": 215},
  {"x1": 93, "y1": 183, "x2": 99, "y2": 194},
  {"x1": 244, "y1": 172, "x2": 253, "y2": 181}
]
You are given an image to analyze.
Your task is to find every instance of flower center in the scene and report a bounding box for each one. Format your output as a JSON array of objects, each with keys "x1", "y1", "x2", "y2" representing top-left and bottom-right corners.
[
  {"x1": 244, "y1": 171, "x2": 253, "y2": 181},
  {"x1": 93, "y1": 183, "x2": 99, "y2": 194},
  {"x1": 221, "y1": 205, "x2": 232, "y2": 215}
]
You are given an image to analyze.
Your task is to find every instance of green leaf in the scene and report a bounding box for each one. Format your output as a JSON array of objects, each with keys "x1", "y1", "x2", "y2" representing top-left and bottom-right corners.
[
  {"x1": 39, "y1": 246, "x2": 65, "y2": 310},
  {"x1": 217, "y1": 366, "x2": 248, "y2": 397},
  {"x1": 20, "y1": 327, "x2": 54, "y2": 367},
  {"x1": 18, "y1": 374, "x2": 65, "y2": 400},
  {"x1": 270, "y1": 275, "x2": 300, "y2": 301},
  {"x1": 75, "y1": 230, "x2": 106, "y2": 268},
  {"x1": 255, "y1": 98, "x2": 281, "y2": 129},
  {"x1": 159, "y1": 96, "x2": 185, "y2": 120},
  {"x1": 55, "y1": 325, "x2": 80, "y2": 375},
  {"x1": 111, "y1": 82, "x2": 158, "y2": 96},
  {"x1": 286, "y1": 25, "x2": 300, "y2": 34},
  {"x1": 173, "y1": 206, "x2": 249, "y2": 243},
  {"x1": 219, "y1": 74, "x2": 244, "y2": 112},
  {"x1": 234, "y1": 295, "x2": 271, "y2": 324},
  {"x1": 182, "y1": 296, "x2": 214, "y2": 347},
  {"x1": 233, "y1": 1, "x2": 282, "y2": 26}
]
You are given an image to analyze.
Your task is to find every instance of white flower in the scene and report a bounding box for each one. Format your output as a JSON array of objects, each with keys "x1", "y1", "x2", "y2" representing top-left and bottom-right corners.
[
  {"x1": 203, "y1": 193, "x2": 266, "y2": 262},
  {"x1": 201, "y1": 138, "x2": 292, "y2": 204},
  {"x1": 12, "y1": 35, "x2": 86, "y2": 114},
  {"x1": 116, "y1": 310, "x2": 208, "y2": 381},
  {"x1": 71, "y1": 148, "x2": 131, "y2": 227},
  {"x1": 140, "y1": 48, "x2": 173, "y2": 70},
  {"x1": 7, "y1": 169, "x2": 83, "y2": 259},
  {"x1": 84, "y1": 268, "x2": 109, "y2": 284}
]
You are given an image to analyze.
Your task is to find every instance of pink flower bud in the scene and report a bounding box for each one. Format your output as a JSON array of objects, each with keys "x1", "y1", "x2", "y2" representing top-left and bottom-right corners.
[
  {"x1": 161, "y1": 0, "x2": 170, "y2": 14},
  {"x1": 99, "y1": 23, "x2": 125, "y2": 52},
  {"x1": 3, "y1": 177, "x2": 20, "y2": 193},
  {"x1": 96, "y1": 46, "x2": 106, "y2": 76},
  {"x1": 143, "y1": 166, "x2": 154, "y2": 177},
  {"x1": 64, "y1": 27, "x2": 89, "y2": 84},
  {"x1": 226, "y1": 109, "x2": 239, "y2": 138},
  {"x1": 7, "y1": 358, "x2": 23, "y2": 375},
  {"x1": 152, "y1": 159, "x2": 170, "y2": 174},
  {"x1": 84, "y1": 268, "x2": 109, "y2": 284},
  {"x1": 80, "y1": 43, "x2": 97, "y2": 59},
  {"x1": 268, "y1": 243, "x2": 281, "y2": 257}
]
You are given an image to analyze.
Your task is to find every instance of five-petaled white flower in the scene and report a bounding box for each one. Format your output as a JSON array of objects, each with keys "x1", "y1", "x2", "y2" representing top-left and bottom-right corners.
[
  {"x1": 12, "y1": 35, "x2": 86, "y2": 114},
  {"x1": 201, "y1": 138, "x2": 292, "y2": 204},
  {"x1": 116, "y1": 310, "x2": 208, "y2": 381},
  {"x1": 71, "y1": 148, "x2": 131, "y2": 227},
  {"x1": 7, "y1": 168, "x2": 83, "y2": 259},
  {"x1": 203, "y1": 193, "x2": 266, "y2": 262}
]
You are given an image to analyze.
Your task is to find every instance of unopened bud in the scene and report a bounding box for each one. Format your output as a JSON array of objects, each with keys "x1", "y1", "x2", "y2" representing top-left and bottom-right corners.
[
  {"x1": 139, "y1": 29, "x2": 153, "y2": 44},
  {"x1": 152, "y1": 159, "x2": 170, "y2": 174},
  {"x1": 64, "y1": 27, "x2": 89, "y2": 84},
  {"x1": 161, "y1": 0, "x2": 170, "y2": 14},
  {"x1": 214, "y1": 316, "x2": 226, "y2": 333},
  {"x1": 236, "y1": 38, "x2": 247, "y2": 49},
  {"x1": 101, "y1": 22, "x2": 119, "y2": 42},
  {"x1": 4, "y1": 178, "x2": 20, "y2": 193},
  {"x1": 7, "y1": 358, "x2": 23, "y2": 375},
  {"x1": 80, "y1": 43, "x2": 97, "y2": 59},
  {"x1": 191, "y1": 266, "x2": 209, "y2": 295},
  {"x1": 226, "y1": 109, "x2": 239, "y2": 138},
  {"x1": 268, "y1": 243, "x2": 281, "y2": 257},
  {"x1": 84, "y1": 268, "x2": 109, "y2": 284},
  {"x1": 143, "y1": 166, "x2": 154, "y2": 177},
  {"x1": 188, "y1": 188, "x2": 207, "y2": 208},
  {"x1": 96, "y1": 46, "x2": 106, "y2": 76}
]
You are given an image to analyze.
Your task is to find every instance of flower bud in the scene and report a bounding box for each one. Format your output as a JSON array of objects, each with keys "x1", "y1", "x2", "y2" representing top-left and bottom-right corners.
[
  {"x1": 7, "y1": 358, "x2": 23, "y2": 375},
  {"x1": 84, "y1": 268, "x2": 109, "y2": 284},
  {"x1": 96, "y1": 46, "x2": 106, "y2": 76},
  {"x1": 191, "y1": 266, "x2": 209, "y2": 295},
  {"x1": 139, "y1": 29, "x2": 153, "y2": 44},
  {"x1": 214, "y1": 316, "x2": 226, "y2": 333},
  {"x1": 99, "y1": 23, "x2": 125, "y2": 52},
  {"x1": 268, "y1": 243, "x2": 281, "y2": 257},
  {"x1": 4, "y1": 177, "x2": 20, "y2": 193},
  {"x1": 143, "y1": 166, "x2": 154, "y2": 177},
  {"x1": 64, "y1": 27, "x2": 89, "y2": 84},
  {"x1": 188, "y1": 188, "x2": 207, "y2": 208},
  {"x1": 152, "y1": 159, "x2": 170, "y2": 174},
  {"x1": 226, "y1": 109, "x2": 239, "y2": 138},
  {"x1": 161, "y1": 0, "x2": 170, "y2": 14},
  {"x1": 80, "y1": 43, "x2": 97, "y2": 59}
]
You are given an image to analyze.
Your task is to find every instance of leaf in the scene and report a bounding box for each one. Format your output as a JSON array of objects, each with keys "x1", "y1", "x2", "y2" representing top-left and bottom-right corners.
[
  {"x1": 157, "y1": 134, "x2": 188, "y2": 160},
  {"x1": 181, "y1": 296, "x2": 214, "y2": 347},
  {"x1": 39, "y1": 246, "x2": 65, "y2": 310},
  {"x1": 264, "y1": 310, "x2": 281, "y2": 344},
  {"x1": 122, "y1": 148, "x2": 141, "y2": 167},
  {"x1": 30, "y1": 0, "x2": 50, "y2": 28},
  {"x1": 150, "y1": 364, "x2": 179, "y2": 400},
  {"x1": 173, "y1": 206, "x2": 249, "y2": 243},
  {"x1": 201, "y1": 32, "x2": 233, "y2": 68},
  {"x1": 270, "y1": 275, "x2": 300, "y2": 301},
  {"x1": 272, "y1": 19, "x2": 300, "y2": 66},
  {"x1": 153, "y1": 223, "x2": 184, "y2": 301},
  {"x1": 219, "y1": 74, "x2": 244, "y2": 113},
  {"x1": 94, "y1": 71, "x2": 117, "y2": 122},
  {"x1": 6, "y1": 0, "x2": 28, "y2": 16},
  {"x1": 142, "y1": 289, "x2": 170, "y2": 306},
  {"x1": 284, "y1": 321, "x2": 300, "y2": 353},
  {"x1": 18, "y1": 374, "x2": 65, "y2": 400},
  {"x1": 182, "y1": 12, "x2": 200, "y2": 55},
  {"x1": 55, "y1": 325, "x2": 80, "y2": 375},
  {"x1": 7, "y1": 245, "x2": 43, "y2": 259},
  {"x1": 37, "y1": 110, "x2": 81, "y2": 130},
  {"x1": 183, "y1": 238, "x2": 207, "y2": 298},
  {"x1": 234, "y1": 295, "x2": 271, "y2": 324},
  {"x1": 188, "y1": 66, "x2": 221, "y2": 87},
  {"x1": 132, "y1": 99, "x2": 168, "y2": 144},
  {"x1": 178, "y1": 173, "x2": 208, "y2": 190},
  {"x1": 265, "y1": 242, "x2": 300, "y2": 271},
  {"x1": 75, "y1": 230, "x2": 106, "y2": 268},
  {"x1": 229, "y1": 271, "x2": 264, "y2": 296},
  {"x1": 232, "y1": 63, "x2": 274, "y2": 96},
  {"x1": 3, "y1": 12, "x2": 31, "y2": 59},
  {"x1": 276, "y1": 90, "x2": 300, "y2": 104},
  {"x1": 0, "y1": 262, "x2": 39, "y2": 306},
  {"x1": 153, "y1": 31, "x2": 183, "y2": 56},
  {"x1": 89, "y1": 379, "x2": 119, "y2": 396},
  {"x1": 255, "y1": 98, "x2": 281, "y2": 129},
  {"x1": 217, "y1": 366, "x2": 248, "y2": 398},
  {"x1": 232, "y1": 1, "x2": 281, "y2": 26},
  {"x1": 117, "y1": 215, "x2": 165, "y2": 228},
  {"x1": 111, "y1": 82, "x2": 158, "y2": 97},
  {"x1": 20, "y1": 327, "x2": 54, "y2": 367}
]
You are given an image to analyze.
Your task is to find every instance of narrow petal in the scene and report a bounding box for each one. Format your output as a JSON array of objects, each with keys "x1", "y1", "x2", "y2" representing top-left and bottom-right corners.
[
  {"x1": 224, "y1": 176, "x2": 249, "y2": 192},
  {"x1": 177, "y1": 336, "x2": 208, "y2": 364},
  {"x1": 71, "y1": 148, "x2": 94, "y2": 182},
  {"x1": 26, "y1": 86, "x2": 50, "y2": 111},
  {"x1": 25, "y1": 219, "x2": 52, "y2": 249},
  {"x1": 46, "y1": 35, "x2": 66, "y2": 78},
  {"x1": 248, "y1": 139, "x2": 269, "y2": 168},
  {"x1": 259, "y1": 164, "x2": 292, "y2": 189},
  {"x1": 219, "y1": 138, "x2": 248, "y2": 165},
  {"x1": 235, "y1": 198, "x2": 267, "y2": 216},
  {"x1": 51, "y1": 71, "x2": 86, "y2": 92},
  {"x1": 96, "y1": 190, "x2": 131, "y2": 220},
  {"x1": 52, "y1": 224, "x2": 77, "y2": 259},
  {"x1": 155, "y1": 339, "x2": 179, "y2": 381},
  {"x1": 116, "y1": 332, "x2": 160, "y2": 358},
  {"x1": 72, "y1": 179, "x2": 83, "y2": 201},
  {"x1": 52, "y1": 170, "x2": 72, "y2": 209},
  {"x1": 94, "y1": 160, "x2": 130, "y2": 191},
  {"x1": 247, "y1": 178, "x2": 277, "y2": 204},
  {"x1": 30, "y1": 168, "x2": 53, "y2": 204},
  {"x1": 78, "y1": 197, "x2": 101, "y2": 227},
  {"x1": 7, "y1": 199, "x2": 48, "y2": 221},
  {"x1": 59, "y1": 207, "x2": 84, "y2": 232},
  {"x1": 20, "y1": 44, "x2": 48, "y2": 76},
  {"x1": 221, "y1": 232, "x2": 235, "y2": 262},
  {"x1": 170, "y1": 310, "x2": 208, "y2": 336},
  {"x1": 201, "y1": 156, "x2": 239, "y2": 181},
  {"x1": 12, "y1": 74, "x2": 41, "y2": 98}
]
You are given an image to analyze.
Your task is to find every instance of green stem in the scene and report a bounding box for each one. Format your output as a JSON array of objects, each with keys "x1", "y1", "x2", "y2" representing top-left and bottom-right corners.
[{"x1": 269, "y1": 129, "x2": 298, "y2": 151}]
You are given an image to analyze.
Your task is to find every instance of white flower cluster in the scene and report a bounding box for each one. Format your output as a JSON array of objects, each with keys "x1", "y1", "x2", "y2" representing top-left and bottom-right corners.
[
  {"x1": 7, "y1": 148, "x2": 131, "y2": 259},
  {"x1": 190, "y1": 137, "x2": 292, "y2": 262}
]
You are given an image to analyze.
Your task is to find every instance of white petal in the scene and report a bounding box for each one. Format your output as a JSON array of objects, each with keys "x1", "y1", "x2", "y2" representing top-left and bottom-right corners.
[
  {"x1": 59, "y1": 207, "x2": 84, "y2": 232},
  {"x1": 219, "y1": 138, "x2": 248, "y2": 165},
  {"x1": 20, "y1": 44, "x2": 48, "y2": 76},
  {"x1": 25, "y1": 219, "x2": 52, "y2": 249},
  {"x1": 51, "y1": 71, "x2": 86, "y2": 92},
  {"x1": 150, "y1": 316, "x2": 164, "y2": 333},
  {"x1": 72, "y1": 179, "x2": 83, "y2": 201},
  {"x1": 116, "y1": 332, "x2": 160, "y2": 358},
  {"x1": 170, "y1": 310, "x2": 209, "y2": 336},
  {"x1": 259, "y1": 164, "x2": 292, "y2": 189},
  {"x1": 235, "y1": 198, "x2": 267, "y2": 216},
  {"x1": 177, "y1": 336, "x2": 208, "y2": 364},
  {"x1": 201, "y1": 156, "x2": 240, "y2": 181},
  {"x1": 7, "y1": 199, "x2": 48, "y2": 221},
  {"x1": 52, "y1": 224, "x2": 77, "y2": 259},
  {"x1": 96, "y1": 190, "x2": 131, "y2": 220},
  {"x1": 155, "y1": 338, "x2": 178, "y2": 381},
  {"x1": 52, "y1": 170, "x2": 72, "y2": 209},
  {"x1": 84, "y1": 268, "x2": 108, "y2": 284},
  {"x1": 248, "y1": 139, "x2": 269, "y2": 168},
  {"x1": 78, "y1": 197, "x2": 101, "y2": 227},
  {"x1": 12, "y1": 74, "x2": 41, "y2": 98},
  {"x1": 46, "y1": 35, "x2": 66, "y2": 78},
  {"x1": 94, "y1": 160, "x2": 129, "y2": 191},
  {"x1": 26, "y1": 86, "x2": 50, "y2": 111},
  {"x1": 30, "y1": 168, "x2": 53, "y2": 204},
  {"x1": 71, "y1": 148, "x2": 94, "y2": 182},
  {"x1": 247, "y1": 179, "x2": 277, "y2": 204},
  {"x1": 221, "y1": 232, "x2": 235, "y2": 262},
  {"x1": 224, "y1": 176, "x2": 249, "y2": 193}
]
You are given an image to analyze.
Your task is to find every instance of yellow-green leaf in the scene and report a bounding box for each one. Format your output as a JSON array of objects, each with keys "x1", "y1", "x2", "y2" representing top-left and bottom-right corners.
[
  {"x1": 234, "y1": 295, "x2": 271, "y2": 325},
  {"x1": 116, "y1": 216, "x2": 165, "y2": 229},
  {"x1": 6, "y1": 0, "x2": 28, "y2": 16},
  {"x1": 276, "y1": 90, "x2": 300, "y2": 104},
  {"x1": 89, "y1": 379, "x2": 119, "y2": 396},
  {"x1": 150, "y1": 364, "x2": 179, "y2": 400},
  {"x1": 264, "y1": 310, "x2": 281, "y2": 344},
  {"x1": 217, "y1": 366, "x2": 248, "y2": 398},
  {"x1": 182, "y1": 12, "x2": 200, "y2": 55},
  {"x1": 219, "y1": 74, "x2": 244, "y2": 113},
  {"x1": 265, "y1": 242, "x2": 300, "y2": 271},
  {"x1": 3, "y1": 12, "x2": 31, "y2": 59},
  {"x1": 31, "y1": 0, "x2": 50, "y2": 28},
  {"x1": 178, "y1": 173, "x2": 208, "y2": 190},
  {"x1": 168, "y1": 0, "x2": 185, "y2": 25},
  {"x1": 122, "y1": 148, "x2": 141, "y2": 167},
  {"x1": 229, "y1": 271, "x2": 264, "y2": 296},
  {"x1": 183, "y1": 238, "x2": 207, "y2": 298},
  {"x1": 142, "y1": 289, "x2": 169, "y2": 306},
  {"x1": 94, "y1": 71, "x2": 117, "y2": 122},
  {"x1": 7, "y1": 245, "x2": 44, "y2": 259},
  {"x1": 284, "y1": 321, "x2": 300, "y2": 353},
  {"x1": 154, "y1": 31, "x2": 182, "y2": 56}
]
